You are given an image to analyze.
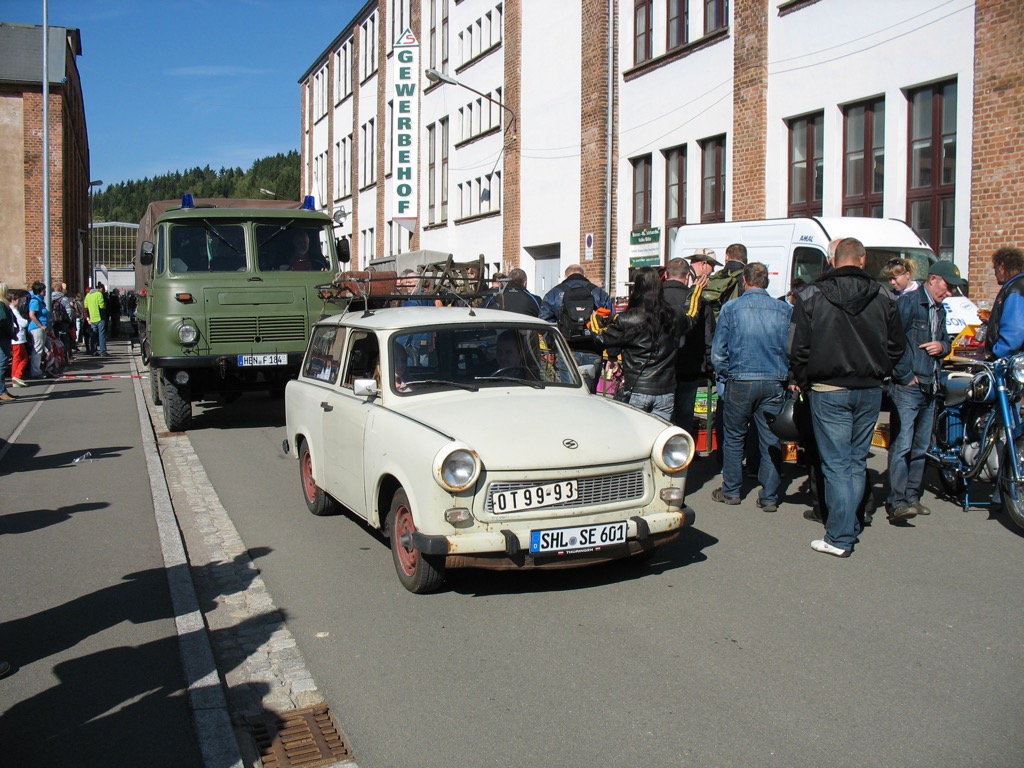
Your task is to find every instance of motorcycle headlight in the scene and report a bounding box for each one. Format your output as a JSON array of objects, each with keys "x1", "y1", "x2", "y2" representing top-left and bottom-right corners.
[
  {"x1": 969, "y1": 370, "x2": 995, "y2": 403},
  {"x1": 1010, "y1": 355, "x2": 1024, "y2": 384},
  {"x1": 652, "y1": 429, "x2": 695, "y2": 474},
  {"x1": 434, "y1": 443, "x2": 481, "y2": 492},
  {"x1": 178, "y1": 323, "x2": 198, "y2": 345}
]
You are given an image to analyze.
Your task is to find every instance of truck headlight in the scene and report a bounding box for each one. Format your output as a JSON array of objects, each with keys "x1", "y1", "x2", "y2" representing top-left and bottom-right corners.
[
  {"x1": 652, "y1": 429, "x2": 694, "y2": 474},
  {"x1": 178, "y1": 323, "x2": 198, "y2": 345},
  {"x1": 434, "y1": 442, "x2": 481, "y2": 492}
]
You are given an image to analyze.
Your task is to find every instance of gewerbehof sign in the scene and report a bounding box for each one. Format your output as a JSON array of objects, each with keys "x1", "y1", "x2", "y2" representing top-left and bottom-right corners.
[{"x1": 392, "y1": 29, "x2": 419, "y2": 228}]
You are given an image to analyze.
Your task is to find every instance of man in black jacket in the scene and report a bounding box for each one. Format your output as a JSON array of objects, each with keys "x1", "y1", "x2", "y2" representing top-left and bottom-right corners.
[
  {"x1": 484, "y1": 268, "x2": 542, "y2": 316},
  {"x1": 789, "y1": 237, "x2": 905, "y2": 557},
  {"x1": 662, "y1": 257, "x2": 714, "y2": 433}
]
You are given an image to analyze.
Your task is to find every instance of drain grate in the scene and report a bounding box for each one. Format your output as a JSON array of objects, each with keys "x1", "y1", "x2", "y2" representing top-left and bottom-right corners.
[{"x1": 249, "y1": 706, "x2": 355, "y2": 767}]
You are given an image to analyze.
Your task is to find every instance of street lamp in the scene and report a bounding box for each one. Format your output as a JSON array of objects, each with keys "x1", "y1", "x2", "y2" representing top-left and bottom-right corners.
[
  {"x1": 259, "y1": 188, "x2": 277, "y2": 198},
  {"x1": 424, "y1": 68, "x2": 516, "y2": 134},
  {"x1": 88, "y1": 179, "x2": 102, "y2": 291}
]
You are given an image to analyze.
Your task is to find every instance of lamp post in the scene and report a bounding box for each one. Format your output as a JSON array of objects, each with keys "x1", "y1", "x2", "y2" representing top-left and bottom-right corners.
[
  {"x1": 424, "y1": 68, "x2": 516, "y2": 134},
  {"x1": 88, "y1": 180, "x2": 102, "y2": 291}
]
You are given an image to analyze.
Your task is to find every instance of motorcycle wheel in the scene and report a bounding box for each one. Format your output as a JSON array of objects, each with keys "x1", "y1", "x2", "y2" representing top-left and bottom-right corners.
[{"x1": 1000, "y1": 437, "x2": 1024, "y2": 531}]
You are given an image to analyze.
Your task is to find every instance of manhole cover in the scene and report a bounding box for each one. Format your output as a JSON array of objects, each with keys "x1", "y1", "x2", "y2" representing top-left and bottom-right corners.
[{"x1": 249, "y1": 706, "x2": 354, "y2": 768}]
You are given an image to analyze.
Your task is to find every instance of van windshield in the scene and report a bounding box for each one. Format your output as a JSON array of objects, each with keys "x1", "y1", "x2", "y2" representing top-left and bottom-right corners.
[
  {"x1": 256, "y1": 224, "x2": 333, "y2": 273},
  {"x1": 866, "y1": 247, "x2": 936, "y2": 284}
]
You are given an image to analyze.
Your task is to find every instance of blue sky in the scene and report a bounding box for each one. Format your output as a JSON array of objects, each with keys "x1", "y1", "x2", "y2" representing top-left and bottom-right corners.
[{"x1": 4, "y1": 0, "x2": 365, "y2": 189}]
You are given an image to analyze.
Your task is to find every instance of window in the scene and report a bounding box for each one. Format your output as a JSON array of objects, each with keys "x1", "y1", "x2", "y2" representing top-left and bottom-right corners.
[
  {"x1": 429, "y1": 0, "x2": 438, "y2": 67},
  {"x1": 427, "y1": 123, "x2": 437, "y2": 223},
  {"x1": 631, "y1": 155, "x2": 652, "y2": 231},
  {"x1": 441, "y1": 0, "x2": 449, "y2": 72},
  {"x1": 303, "y1": 326, "x2": 348, "y2": 384},
  {"x1": 385, "y1": 101, "x2": 393, "y2": 175},
  {"x1": 664, "y1": 145, "x2": 687, "y2": 244},
  {"x1": 335, "y1": 43, "x2": 352, "y2": 102},
  {"x1": 339, "y1": 134, "x2": 352, "y2": 197},
  {"x1": 361, "y1": 227, "x2": 376, "y2": 262},
  {"x1": 391, "y1": 0, "x2": 409, "y2": 47},
  {"x1": 361, "y1": 119, "x2": 377, "y2": 187},
  {"x1": 700, "y1": 135, "x2": 726, "y2": 222},
  {"x1": 361, "y1": 13, "x2": 377, "y2": 80},
  {"x1": 668, "y1": 0, "x2": 688, "y2": 50},
  {"x1": 440, "y1": 117, "x2": 449, "y2": 220},
  {"x1": 788, "y1": 113, "x2": 823, "y2": 217},
  {"x1": 634, "y1": 0, "x2": 652, "y2": 65},
  {"x1": 907, "y1": 80, "x2": 956, "y2": 259},
  {"x1": 843, "y1": 98, "x2": 885, "y2": 217},
  {"x1": 704, "y1": 0, "x2": 728, "y2": 34}
]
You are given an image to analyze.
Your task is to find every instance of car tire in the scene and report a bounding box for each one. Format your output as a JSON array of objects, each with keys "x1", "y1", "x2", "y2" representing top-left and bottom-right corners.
[
  {"x1": 162, "y1": 375, "x2": 192, "y2": 432},
  {"x1": 388, "y1": 489, "x2": 445, "y2": 594},
  {"x1": 299, "y1": 440, "x2": 338, "y2": 516}
]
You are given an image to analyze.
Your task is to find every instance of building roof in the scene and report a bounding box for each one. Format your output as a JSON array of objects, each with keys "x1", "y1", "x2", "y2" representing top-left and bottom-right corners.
[{"x1": 0, "y1": 22, "x2": 81, "y2": 85}]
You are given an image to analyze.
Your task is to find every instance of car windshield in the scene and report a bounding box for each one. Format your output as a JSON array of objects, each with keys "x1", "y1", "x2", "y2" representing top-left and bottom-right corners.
[
  {"x1": 867, "y1": 247, "x2": 936, "y2": 286},
  {"x1": 389, "y1": 325, "x2": 581, "y2": 393},
  {"x1": 255, "y1": 223, "x2": 334, "y2": 273}
]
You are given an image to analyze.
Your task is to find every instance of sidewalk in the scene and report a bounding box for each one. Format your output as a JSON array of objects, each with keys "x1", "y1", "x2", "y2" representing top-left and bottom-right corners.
[{"x1": 0, "y1": 338, "x2": 233, "y2": 767}]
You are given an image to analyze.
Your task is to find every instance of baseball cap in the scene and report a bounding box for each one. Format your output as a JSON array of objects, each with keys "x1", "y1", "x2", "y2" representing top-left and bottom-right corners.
[
  {"x1": 929, "y1": 260, "x2": 967, "y2": 287},
  {"x1": 688, "y1": 248, "x2": 722, "y2": 267}
]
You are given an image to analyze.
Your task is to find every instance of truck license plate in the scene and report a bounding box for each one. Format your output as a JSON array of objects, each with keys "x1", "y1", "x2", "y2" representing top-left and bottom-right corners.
[
  {"x1": 529, "y1": 521, "x2": 628, "y2": 555},
  {"x1": 238, "y1": 354, "x2": 287, "y2": 366}
]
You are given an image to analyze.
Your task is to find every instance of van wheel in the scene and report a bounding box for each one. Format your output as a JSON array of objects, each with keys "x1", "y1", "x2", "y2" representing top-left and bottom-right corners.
[
  {"x1": 150, "y1": 368, "x2": 162, "y2": 406},
  {"x1": 299, "y1": 441, "x2": 337, "y2": 516},
  {"x1": 162, "y1": 376, "x2": 192, "y2": 432},
  {"x1": 388, "y1": 489, "x2": 445, "y2": 594}
]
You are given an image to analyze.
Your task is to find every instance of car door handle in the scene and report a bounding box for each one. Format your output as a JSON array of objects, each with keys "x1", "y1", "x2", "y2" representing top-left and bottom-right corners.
[{"x1": 320, "y1": 401, "x2": 333, "y2": 412}]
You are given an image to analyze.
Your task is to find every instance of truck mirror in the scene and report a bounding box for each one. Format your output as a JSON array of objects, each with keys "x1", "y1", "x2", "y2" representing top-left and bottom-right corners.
[
  {"x1": 139, "y1": 241, "x2": 155, "y2": 266},
  {"x1": 337, "y1": 237, "x2": 351, "y2": 264}
]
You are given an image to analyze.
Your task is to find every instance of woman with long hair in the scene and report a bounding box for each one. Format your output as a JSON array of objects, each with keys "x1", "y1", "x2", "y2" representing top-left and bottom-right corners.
[{"x1": 595, "y1": 267, "x2": 679, "y2": 419}]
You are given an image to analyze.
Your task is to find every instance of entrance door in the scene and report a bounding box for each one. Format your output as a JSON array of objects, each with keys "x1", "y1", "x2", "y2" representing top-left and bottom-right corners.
[{"x1": 527, "y1": 243, "x2": 562, "y2": 298}]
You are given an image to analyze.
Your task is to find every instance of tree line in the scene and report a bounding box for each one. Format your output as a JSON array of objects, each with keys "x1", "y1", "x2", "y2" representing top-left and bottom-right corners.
[{"x1": 92, "y1": 150, "x2": 301, "y2": 224}]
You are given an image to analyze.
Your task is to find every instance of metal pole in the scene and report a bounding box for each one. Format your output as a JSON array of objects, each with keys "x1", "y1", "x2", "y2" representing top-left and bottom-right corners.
[
  {"x1": 604, "y1": 0, "x2": 613, "y2": 295},
  {"x1": 42, "y1": 0, "x2": 51, "y2": 311}
]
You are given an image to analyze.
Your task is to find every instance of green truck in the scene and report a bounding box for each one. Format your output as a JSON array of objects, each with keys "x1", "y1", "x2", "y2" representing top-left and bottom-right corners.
[{"x1": 135, "y1": 195, "x2": 346, "y2": 431}]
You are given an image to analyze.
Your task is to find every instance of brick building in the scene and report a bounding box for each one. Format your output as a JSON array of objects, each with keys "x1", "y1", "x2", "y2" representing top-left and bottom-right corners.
[
  {"x1": 0, "y1": 22, "x2": 90, "y2": 295},
  {"x1": 300, "y1": 1, "x2": 1022, "y2": 300}
]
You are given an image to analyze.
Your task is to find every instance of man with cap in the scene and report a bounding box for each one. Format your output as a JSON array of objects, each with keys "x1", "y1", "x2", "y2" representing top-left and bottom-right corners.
[
  {"x1": 886, "y1": 259, "x2": 964, "y2": 522},
  {"x1": 688, "y1": 247, "x2": 721, "y2": 282}
]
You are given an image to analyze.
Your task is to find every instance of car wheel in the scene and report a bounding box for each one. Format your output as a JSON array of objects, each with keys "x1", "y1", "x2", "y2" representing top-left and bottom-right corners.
[
  {"x1": 162, "y1": 374, "x2": 192, "y2": 432},
  {"x1": 299, "y1": 440, "x2": 337, "y2": 516},
  {"x1": 388, "y1": 489, "x2": 445, "y2": 594}
]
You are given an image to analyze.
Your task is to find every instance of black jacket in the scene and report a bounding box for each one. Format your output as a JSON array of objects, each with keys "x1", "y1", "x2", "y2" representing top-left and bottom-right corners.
[
  {"x1": 662, "y1": 280, "x2": 714, "y2": 381},
  {"x1": 789, "y1": 266, "x2": 905, "y2": 389},
  {"x1": 484, "y1": 284, "x2": 542, "y2": 316},
  {"x1": 595, "y1": 310, "x2": 678, "y2": 395}
]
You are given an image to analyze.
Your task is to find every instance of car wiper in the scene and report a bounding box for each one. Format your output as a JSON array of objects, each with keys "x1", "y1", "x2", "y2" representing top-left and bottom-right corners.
[
  {"x1": 257, "y1": 220, "x2": 295, "y2": 247},
  {"x1": 403, "y1": 379, "x2": 479, "y2": 392},
  {"x1": 200, "y1": 219, "x2": 240, "y2": 253},
  {"x1": 474, "y1": 376, "x2": 545, "y2": 389}
]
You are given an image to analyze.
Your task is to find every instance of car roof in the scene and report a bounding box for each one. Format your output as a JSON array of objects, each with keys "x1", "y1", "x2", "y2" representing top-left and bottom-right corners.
[{"x1": 320, "y1": 305, "x2": 555, "y2": 331}]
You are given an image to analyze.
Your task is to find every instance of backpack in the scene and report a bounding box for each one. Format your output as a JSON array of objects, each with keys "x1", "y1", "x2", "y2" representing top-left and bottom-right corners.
[
  {"x1": 558, "y1": 282, "x2": 597, "y2": 344},
  {"x1": 702, "y1": 266, "x2": 744, "y2": 321},
  {"x1": 17, "y1": 294, "x2": 30, "y2": 318},
  {"x1": 51, "y1": 296, "x2": 70, "y2": 325}
]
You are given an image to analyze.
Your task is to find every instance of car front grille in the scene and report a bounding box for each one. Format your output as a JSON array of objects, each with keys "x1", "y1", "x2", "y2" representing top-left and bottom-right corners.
[
  {"x1": 484, "y1": 469, "x2": 645, "y2": 514},
  {"x1": 208, "y1": 315, "x2": 306, "y2": 344}
]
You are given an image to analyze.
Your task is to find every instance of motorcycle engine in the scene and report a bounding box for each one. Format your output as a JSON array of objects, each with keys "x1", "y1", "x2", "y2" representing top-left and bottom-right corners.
[{"x1": 961, "y1": 437, "x2": 1004, "y2": 483}]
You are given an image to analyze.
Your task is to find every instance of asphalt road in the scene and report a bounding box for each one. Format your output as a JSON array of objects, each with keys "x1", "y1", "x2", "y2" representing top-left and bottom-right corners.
[{"x1": 181, "y1": 392, "x2": 1024, "y2": 768}]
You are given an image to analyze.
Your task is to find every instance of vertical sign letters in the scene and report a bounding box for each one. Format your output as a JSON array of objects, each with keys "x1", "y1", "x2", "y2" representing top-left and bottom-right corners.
[{"x1": 392, "y1": 29, "x2": 419, "y2": 228}]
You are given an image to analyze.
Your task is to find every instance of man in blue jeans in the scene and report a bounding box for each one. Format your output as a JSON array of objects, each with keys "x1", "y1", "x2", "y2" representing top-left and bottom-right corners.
[
  {"x1": 790, "y1": 238, "x2": 905, "y2": 557},
  {"x1": 887, "y1": 261, "x2": 962, "y2": 522},
  {"x1": 710, "y1": 262, "x2": 791, "y2": 512}
]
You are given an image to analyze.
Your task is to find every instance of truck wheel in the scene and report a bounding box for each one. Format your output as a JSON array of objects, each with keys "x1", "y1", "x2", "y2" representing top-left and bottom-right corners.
[
  {"x1": 388, "y1": 489, "x2": 445, "y2": 594},
  {"x1": 150, "y1": 368, "x2": 162, "y2": 406},
  {"x1": 299, "y1": 441, "x2": 337, "y2": 516},
  {"x1": 162, "y1": 376, "x2": 192, "y2": 432}
]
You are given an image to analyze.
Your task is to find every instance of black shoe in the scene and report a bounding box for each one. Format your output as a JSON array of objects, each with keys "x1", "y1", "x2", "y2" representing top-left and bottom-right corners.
[
  {"x1": 756, "y1": 497, "x2": 778, "y2": 513},
  {"x1": 859, "y1": 511, "x2": 874, "y2": 527},
  {"x1": 914, "y1": 502, "x2": 931, "y2": 516},
  {"x1": 887, "y1": 504, "x2": 918, "y2": 522},
  {"x1": 803, "y1": 508, "x2": 824, "y2": 523}
]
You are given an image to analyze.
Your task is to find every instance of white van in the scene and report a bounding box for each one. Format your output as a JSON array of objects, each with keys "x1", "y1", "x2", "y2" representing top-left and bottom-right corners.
[{"x1": 669, "y1": 216, "x2": 978, "y2": 334}]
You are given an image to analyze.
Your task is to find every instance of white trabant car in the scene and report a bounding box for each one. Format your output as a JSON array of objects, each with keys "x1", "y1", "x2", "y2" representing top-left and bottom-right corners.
[{"x1": 283, "y1": 305, "x2": 696, "y2": 593}]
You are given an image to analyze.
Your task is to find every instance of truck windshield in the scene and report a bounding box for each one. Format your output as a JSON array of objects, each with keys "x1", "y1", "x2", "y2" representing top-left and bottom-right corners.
[
  {"x1": 168, "y1": 224, "x2": 247, "y2": 273},
  {"x1": 256, "y1": 224, "x2": 333, "y2": 273}
]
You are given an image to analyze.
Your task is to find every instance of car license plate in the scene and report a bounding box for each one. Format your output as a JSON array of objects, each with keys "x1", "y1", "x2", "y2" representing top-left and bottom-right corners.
[
  {"x1": 237, "y1": 354, "x2": 287, "y2": 366},
  {"x1": 530, "y1": 521, "x2": 628, "y2": 554},
  {"x1": 493, "y1": 480, "x2": 578, "y2": 513}
]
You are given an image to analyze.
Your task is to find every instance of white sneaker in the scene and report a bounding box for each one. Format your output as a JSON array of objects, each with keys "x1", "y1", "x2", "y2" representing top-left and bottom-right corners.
[{"x1": 811, "y1": 539, "x2": 850, "y2": 558}]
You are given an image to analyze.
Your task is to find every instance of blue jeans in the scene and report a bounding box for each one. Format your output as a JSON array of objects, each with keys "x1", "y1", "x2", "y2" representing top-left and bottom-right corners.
[
  {"x1": 629, "y1": 391, "x2": 675, "y2": 421},
  {"x1": 721, "y1": 379, "x2": 784, "y2": 504},
  {"x1": 92, "y1": 319, "x2": 107, "y2": 355},
  {"x1": 887, "y1": 382, "x2": 938, "y2": 511},
  {"x1": 810, "y1": 387, "x2": 882, "y2": 552},
  {"x1": 672, "y1": 378, "x2": 701, "y2": 433}
]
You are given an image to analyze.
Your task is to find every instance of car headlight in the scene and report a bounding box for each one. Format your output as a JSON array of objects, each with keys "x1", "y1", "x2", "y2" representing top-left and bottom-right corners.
[
  {"x1": 1010, "y1": 354, "x2": 1024, "y2": 384},
  {"x1": 434, "y1": 442, "x2": 481, "y2": 492},
  {"x1": 652, "y1": 429, "x2": 694, "y2": 474},
  {"x1": 178, "y1": 323, "x2": 198, "y2": 345}
]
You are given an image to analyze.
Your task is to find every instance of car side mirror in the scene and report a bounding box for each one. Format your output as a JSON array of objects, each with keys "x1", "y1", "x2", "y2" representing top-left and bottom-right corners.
[
  {"x1": 139, "y1": 241, "x2": 155, "y2": 266},
  {"x1": 353, "y1": 378, "x2": 378, "y2": 397},
  {"x1": 578, "y1": 364, "x2": 597, "y2": 381}
]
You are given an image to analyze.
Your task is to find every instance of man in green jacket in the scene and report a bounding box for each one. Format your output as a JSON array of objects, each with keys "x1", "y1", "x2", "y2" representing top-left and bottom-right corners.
[{"x1": 84, "y1": 282, "x2": 107, "y2": 356}]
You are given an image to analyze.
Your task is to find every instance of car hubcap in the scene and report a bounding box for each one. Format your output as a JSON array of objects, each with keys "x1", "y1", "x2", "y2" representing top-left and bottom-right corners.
[
  {"x1": 302, "y1": 452, "x2": 316, "y2": 502},
  {"x1": 395, "y1": 504, "x2": 418, "y2": 576}
]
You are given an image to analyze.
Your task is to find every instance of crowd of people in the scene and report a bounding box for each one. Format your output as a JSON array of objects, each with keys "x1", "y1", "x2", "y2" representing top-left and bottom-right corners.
[
  {"x1": 479, "y1": 242, "x2": 1023, "y2": 559},
  {"x1": 1, "y1": 280, "x2": 135, "y2": 401}
]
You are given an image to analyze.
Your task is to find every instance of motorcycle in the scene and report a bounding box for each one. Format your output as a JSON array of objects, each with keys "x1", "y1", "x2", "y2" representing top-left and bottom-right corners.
[{"x1": 927, "y1": 354, "x2": 1024, "y2": 531}]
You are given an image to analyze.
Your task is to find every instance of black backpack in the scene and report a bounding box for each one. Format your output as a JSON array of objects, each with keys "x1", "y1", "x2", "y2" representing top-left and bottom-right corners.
[
  {"x1": 558, "y1": 282, "x2": 597, "y2": 343},
  {"x1": 16, "y1": 293, "x2": 31, "y2": 318},
  {"x1": 51, "y1": 297, "x2": 70, "y2": 325}
]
